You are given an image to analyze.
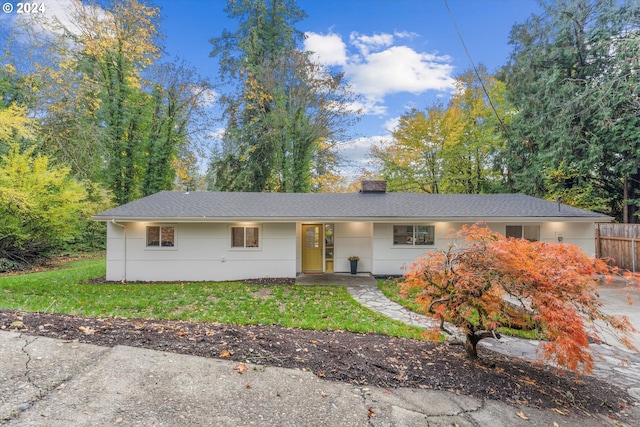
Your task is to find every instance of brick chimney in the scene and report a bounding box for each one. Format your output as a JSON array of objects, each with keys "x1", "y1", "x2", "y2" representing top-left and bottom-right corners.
[{"x1": 360, "y1": 180, "x2": 387, "y2": 193}]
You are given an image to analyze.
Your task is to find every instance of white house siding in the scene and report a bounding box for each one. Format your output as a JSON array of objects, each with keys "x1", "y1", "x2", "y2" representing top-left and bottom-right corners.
[
  {"x1": 371, "y1": 222, "x2": 451, "y2": 276},
  {"x1": 486, "y1": 222, "x2": 597, "y2": 255},
  {"x1": 371, "y1": 221, "x2": 598, "y2": 277},
  {"x1": 106, "y1": 219, "x2": 598, "y2": 281},
  {"x1": 105, "y1": 222, "x2": 296, "y2": 282},
  {"x1": 105, "y1": 221, "x2": 126, "y2": 282},
  {"x1": 334, "y1": 222, "x2": 373, "y2": 273}
]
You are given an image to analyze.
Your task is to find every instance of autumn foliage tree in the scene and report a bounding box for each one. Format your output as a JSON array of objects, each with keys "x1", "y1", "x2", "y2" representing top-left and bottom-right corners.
[
  {"x1": 370, "y1": 66, "x2": 511, "y2": 195},
  {"x1": 0, "y1": 144, "x2": 89, "y2": 270},
  {"x1": 402, "y1": 223, "x2": 637, "y2": 373}
]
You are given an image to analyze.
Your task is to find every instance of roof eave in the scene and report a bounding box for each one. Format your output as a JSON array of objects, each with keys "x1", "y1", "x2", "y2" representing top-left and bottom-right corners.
[{"x1": 93, "y1": 215, "x2": 612, "y2": 223}]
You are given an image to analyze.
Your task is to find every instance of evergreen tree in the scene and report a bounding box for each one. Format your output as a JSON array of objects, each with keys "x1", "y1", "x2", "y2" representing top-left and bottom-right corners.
[
  {"x1": 501, "y1": 0, "x2": 640, "y2": 221},
  {"x1": 208, "y1": 0, "x2": 359, "y2": 192}
]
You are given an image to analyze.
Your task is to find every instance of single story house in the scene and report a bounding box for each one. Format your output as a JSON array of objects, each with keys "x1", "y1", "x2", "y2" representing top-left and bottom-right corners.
[{"x1": 93, "y1": 181, "x2": 612, "y2": 282}]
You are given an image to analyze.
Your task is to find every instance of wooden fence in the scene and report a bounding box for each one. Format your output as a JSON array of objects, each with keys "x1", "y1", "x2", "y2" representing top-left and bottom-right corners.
[{"x1": 596, "y1": 223, "x2": 640, "y2": 272}]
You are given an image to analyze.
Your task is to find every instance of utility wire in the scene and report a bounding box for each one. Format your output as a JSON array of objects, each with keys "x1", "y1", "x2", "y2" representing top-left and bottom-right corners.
[{"x1": 442, "y1": 0, "x2": 510, "y2": 137}]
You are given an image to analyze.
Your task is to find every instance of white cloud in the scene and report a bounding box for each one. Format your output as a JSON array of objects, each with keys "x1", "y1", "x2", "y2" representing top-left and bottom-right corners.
[
  {"x1": 304, "y1": 31, "x2": 347, "y2": 66},
  {"x1": 39, "y1": 0, "x2": 81, "y2": 30},
  {"x1": 14, "y1": 0, "x2": 108, "y2": 40},
  {"x1": 349, "y1": 32, "x2": 394, "y2": 56},
  {"x1": 383, "y1": 116, "x2": 401, "y2": 133},
  {"x1": 346, "y1": 46, "x2": 454, "y2": 98},
  {"x1": 190, "y1": 85, "x2": 218, "y2": 108},
  {"x1": 342, "y1": 99, "x2": 386, "y2": 116},
  {"x1": 304, "y1": 30, "x2": 455, "y2": 118},
  {"x1": 206, "y1": 127, "x2": 226, "y2": 141},
  {"x1": 393, "y1": 31, "x2": 419, "y2": 40},
  {"x1": 338, "y1": 135, "x2": 392, "y2": 170}
]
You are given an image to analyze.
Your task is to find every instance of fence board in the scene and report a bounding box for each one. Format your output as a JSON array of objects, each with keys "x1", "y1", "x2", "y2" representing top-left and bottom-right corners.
[{"x1": 596, "y1": 223, "x2": 640, "y2": 271}]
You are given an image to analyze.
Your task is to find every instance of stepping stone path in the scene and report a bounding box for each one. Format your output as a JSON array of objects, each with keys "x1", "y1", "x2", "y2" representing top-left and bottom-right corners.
[{"x1": 346, "y1": 282, "x2": 464, "y2": 341}]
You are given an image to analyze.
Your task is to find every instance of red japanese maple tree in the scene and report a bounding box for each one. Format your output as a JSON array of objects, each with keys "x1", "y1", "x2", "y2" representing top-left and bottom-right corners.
[{"x1": 402, "y1": 223, "x2": 638, "y2": 373}]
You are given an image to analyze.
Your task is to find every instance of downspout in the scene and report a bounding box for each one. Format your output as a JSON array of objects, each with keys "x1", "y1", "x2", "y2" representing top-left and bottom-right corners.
[{"x1": 111, "y1": 220, "x2": 127, "y2": 283}]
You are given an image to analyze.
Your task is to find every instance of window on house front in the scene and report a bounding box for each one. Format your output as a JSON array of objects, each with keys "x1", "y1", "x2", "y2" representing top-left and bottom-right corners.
[
  {"x1": 231, "y1": 226, "x2": 260, "y2": 248},
  {"x1": 505, "y1": 225, "x2": 540, "y2": 242},
  {"x1": 146, "y1": 225, "x2": 175, "y2": 247},
  {"x1": 393, "y1": 225, "x2": 435, "y2": 246}
]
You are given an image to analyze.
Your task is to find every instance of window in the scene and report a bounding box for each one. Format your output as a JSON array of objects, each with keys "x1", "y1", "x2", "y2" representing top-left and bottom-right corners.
[
  {"x1": 393, "y1": 225, "x2": 435, "y2": 246},
  {"x1": 146, "y1": 225, "x2": 175, "y2": 247},
  {"x1": 506, "y1": 225, "x2": 539, "y2": 242},
  {"x1": 231, "y1": 226, "x2": 260, "y2": 248}
]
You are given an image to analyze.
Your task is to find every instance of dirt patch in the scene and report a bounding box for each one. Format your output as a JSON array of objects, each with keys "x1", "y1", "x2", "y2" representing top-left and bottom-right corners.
[
  {"x1": 251, "y1": 287, "x2": 273, "y2": 300},
  {"x1": 244, "y1": 277, "x2": 297, "y2": 285},
  {"x1": 84, "y1": 276, "x2": 298, "y2": 285},
  {"x1": 1, "y1": 309, "x2": 637, "y2": 421}
]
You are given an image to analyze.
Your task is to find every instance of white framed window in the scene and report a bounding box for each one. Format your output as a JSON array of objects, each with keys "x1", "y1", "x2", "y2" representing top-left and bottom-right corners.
[
  {"x1": 146, "y1": 225, "x2": 176, "y2": 248},
  {"x1": 393, "y1": 225, "x2": 435, "y2": 246},
  {"x1": 506, "y1": 225, "x2": 540, "y2": 242},
  {"x1": 231, "y1": 225, "x2": 261, "y2": 249}
]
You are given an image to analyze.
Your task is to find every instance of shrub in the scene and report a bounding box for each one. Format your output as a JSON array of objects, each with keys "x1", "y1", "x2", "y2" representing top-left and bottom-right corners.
[{"x1": 0, "y1": 144, "x2": 109, "y2": 270}]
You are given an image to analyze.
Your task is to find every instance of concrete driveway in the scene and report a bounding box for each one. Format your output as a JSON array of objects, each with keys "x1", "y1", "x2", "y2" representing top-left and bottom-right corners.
[{"x1": 597, "y1": 282, "x2": 640, "y2": 350}]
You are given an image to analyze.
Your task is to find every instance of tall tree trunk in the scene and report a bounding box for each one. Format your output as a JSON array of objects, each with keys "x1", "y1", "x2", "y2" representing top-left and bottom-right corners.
[{"x1": 624, "y1": 177, "x2": 629, "y2": 224}]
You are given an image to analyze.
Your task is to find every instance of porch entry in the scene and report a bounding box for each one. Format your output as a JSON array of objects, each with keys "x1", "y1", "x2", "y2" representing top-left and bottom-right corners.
[{"x1": 301, "y1": 224, "x2": 334, "y2": 273}]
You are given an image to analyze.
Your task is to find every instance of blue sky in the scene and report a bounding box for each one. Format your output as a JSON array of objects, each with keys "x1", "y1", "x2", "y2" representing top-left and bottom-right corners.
[
  {"x1": 155, "y1": 0, "x2": 542, "y2": 169},
  {"x1": 7, "y1": 0, "x2": 542, "y2": 172}
]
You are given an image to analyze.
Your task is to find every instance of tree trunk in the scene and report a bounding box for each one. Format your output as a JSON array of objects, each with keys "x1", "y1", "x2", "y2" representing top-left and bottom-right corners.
[
  {"x1": 464, "y1": 333, "x2": 479, "y2": 359},
  {"x1": 624, "y1": 177, "x2": 629, "y2": 224},
  {"x1": 464, "y1": 330, "x2": 501, "y2": 359},
  {"x1": 624, "y1": 173, "x2": 640, "y2": 224}
]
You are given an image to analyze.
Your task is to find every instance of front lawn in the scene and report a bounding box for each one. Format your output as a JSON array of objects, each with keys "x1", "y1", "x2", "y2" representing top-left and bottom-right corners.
[
  {"x1": 0, "y1": 257, "x2": 426, "y2": 339},
  {"x1": 378, "y1": 277, "x2": 426, "y2": 313}
]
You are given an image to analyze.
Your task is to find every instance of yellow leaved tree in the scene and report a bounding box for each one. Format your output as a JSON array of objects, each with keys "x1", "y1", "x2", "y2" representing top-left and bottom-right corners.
[
  {"x1": 0, "y1": 104, "x2": 36, "y2": 142},
  {"x1": 0, "y1": 144, "x2": 89, "y2": 270}
]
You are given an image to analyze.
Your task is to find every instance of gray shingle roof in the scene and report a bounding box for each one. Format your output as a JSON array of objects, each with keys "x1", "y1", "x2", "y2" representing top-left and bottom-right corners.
[{"x1": 93, "y1": 191, "x2": 611, "y2": 222}]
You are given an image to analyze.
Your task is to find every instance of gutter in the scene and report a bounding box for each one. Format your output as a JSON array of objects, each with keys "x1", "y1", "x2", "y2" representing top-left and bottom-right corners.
[
  {"x1": 95, "y1": 216, "x2": 612, "y2": 224},
  {"x1": 111, "y1": 219, "x2": 127, "y2": 283}
]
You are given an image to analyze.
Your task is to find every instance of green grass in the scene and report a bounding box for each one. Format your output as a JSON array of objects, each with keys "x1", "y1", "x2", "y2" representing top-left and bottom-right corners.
[
  {"x1": 378, "y1": 277, "x2": 426, "y2": 314},
  {"x1": 377, "y1": 277, "x2": 543, "y2": 340},
  {"x1": 0, "y1": 257, "x2": 426, "y2": 340}
]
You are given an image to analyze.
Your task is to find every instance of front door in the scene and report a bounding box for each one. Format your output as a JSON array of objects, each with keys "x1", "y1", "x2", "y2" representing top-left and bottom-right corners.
[{"x1": 302, "y1": 224, "x2": 323, "y2": 272}]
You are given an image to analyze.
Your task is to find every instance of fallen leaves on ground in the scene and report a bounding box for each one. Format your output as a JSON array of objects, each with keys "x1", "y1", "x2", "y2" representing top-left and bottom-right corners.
[
  {"x1": 234, "y1": 363, "x2": 249, "y2": 374},
  {"x1": 79, "y1": 326, "x2": 97, "y2": 335}
]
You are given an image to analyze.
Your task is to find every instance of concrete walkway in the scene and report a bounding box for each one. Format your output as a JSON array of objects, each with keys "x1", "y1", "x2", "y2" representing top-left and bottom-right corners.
[
  {"x1": 345, "y1": 278, "x2": 465, "y2": 340},
  {"x1": 297, "y1": 274, "x2": 457, "y2": 332}
]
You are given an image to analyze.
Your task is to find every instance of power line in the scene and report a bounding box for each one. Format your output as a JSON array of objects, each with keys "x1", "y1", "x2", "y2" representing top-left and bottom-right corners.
[{"x1": 442, "y1": 0, "x2": 510, "y2": 137}]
